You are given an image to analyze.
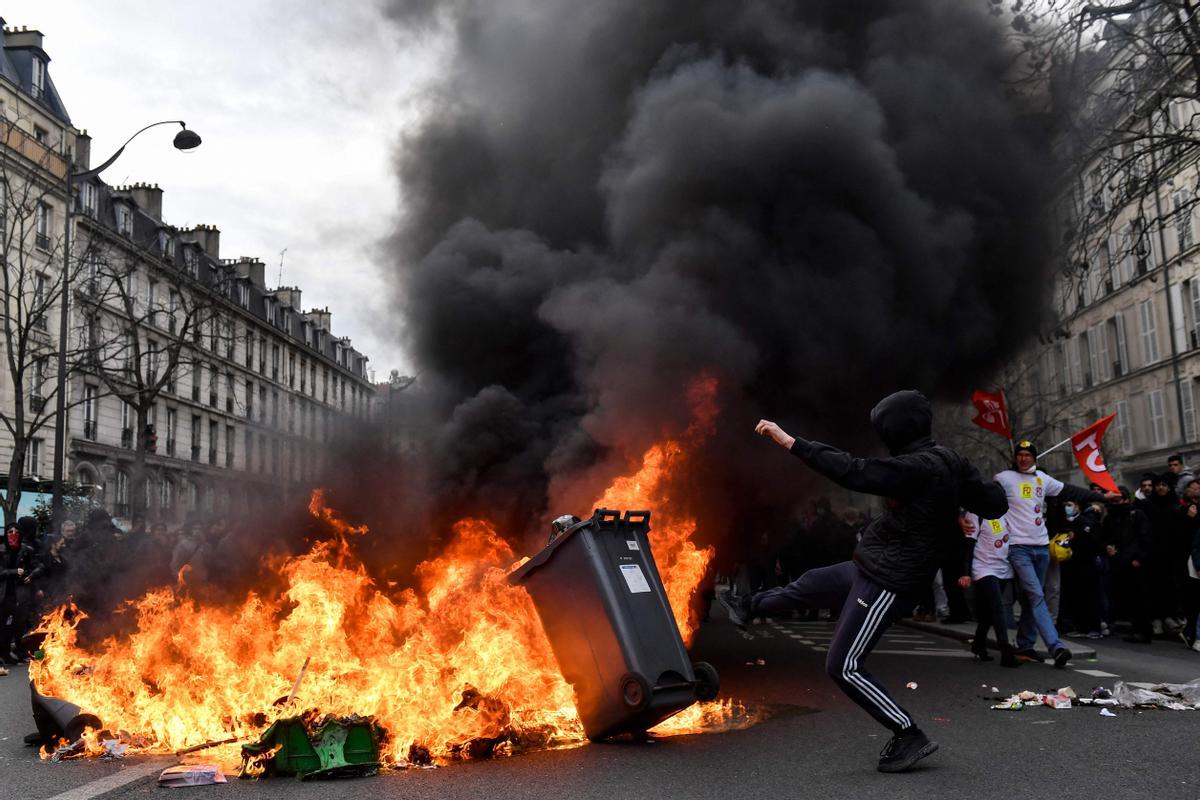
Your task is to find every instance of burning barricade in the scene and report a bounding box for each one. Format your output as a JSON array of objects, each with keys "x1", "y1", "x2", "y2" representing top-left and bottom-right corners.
[{"x1": 23, "y1": 388, "x2": 750, "y2": 776}]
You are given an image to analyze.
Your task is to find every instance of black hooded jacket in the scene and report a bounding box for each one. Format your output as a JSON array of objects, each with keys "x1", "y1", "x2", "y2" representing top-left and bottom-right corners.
[{"x1": 788, "y1": 390, "x2": 1009, "y2": 595}]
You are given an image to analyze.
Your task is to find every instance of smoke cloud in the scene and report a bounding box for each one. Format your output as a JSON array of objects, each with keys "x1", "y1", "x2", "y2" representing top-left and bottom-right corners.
[{"x1": 381, "y1": 0, "x2": 1054, "y2": 552}]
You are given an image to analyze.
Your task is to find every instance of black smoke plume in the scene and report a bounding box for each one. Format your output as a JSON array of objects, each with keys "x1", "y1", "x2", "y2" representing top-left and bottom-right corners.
[{"x1": 380, "y1": 0, "x2": 1056, "y2": 554}]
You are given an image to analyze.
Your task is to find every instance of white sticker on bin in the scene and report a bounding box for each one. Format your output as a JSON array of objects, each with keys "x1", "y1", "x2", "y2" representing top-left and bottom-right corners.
[
  {"x1": 626, "y1": 540, "x2": 639, "y2": 551},
  {"x1": 620, "y1": 563, "x2": 652, "y2": 593}
]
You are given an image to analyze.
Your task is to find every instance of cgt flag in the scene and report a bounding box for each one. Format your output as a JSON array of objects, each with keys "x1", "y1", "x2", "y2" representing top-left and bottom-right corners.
[
  {"x1": 970, "y1": 389, "x2": 1012, "y2": 439},
  {"x1": 1071, "y1": 414, "x2": 1119, "y2": 493}
]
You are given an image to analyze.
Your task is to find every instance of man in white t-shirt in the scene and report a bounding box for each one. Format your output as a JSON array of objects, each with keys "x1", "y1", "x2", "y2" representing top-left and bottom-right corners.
[{"x1": 995, "y1": 439, "x2": 1115, "y2": 667}]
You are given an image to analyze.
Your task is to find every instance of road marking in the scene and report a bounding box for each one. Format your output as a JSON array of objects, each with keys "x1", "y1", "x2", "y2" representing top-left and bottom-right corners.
[
  {"x1": 1073, "y1": 668, "x2": 1119, "y2": 678},
  {"x1": 871, "y1": 649, "x2": 969, "y2": 657},
  {"x1": 39, "y1": 760, "x2": 170, "y2": 800}
]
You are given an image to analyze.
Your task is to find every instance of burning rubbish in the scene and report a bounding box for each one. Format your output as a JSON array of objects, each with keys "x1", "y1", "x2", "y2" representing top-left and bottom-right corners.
[
  {"x1": 509, "y1": 509, "x2": 719, "y2": 741},
  {"x1": 240, "y1": 713, "x2": 384, "y2": 780},
  {"x1": 25, "y1": 394, "x2": 754, "y2": 772}
]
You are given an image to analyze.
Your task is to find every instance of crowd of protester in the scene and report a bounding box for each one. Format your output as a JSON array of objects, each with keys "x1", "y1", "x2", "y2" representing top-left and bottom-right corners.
[
  {"x1": 726, "y1": 450, "x2": 1200, "y2": 660},
  {"x1": 0, "y1": 511, "x2": 241, "y2": 669}
]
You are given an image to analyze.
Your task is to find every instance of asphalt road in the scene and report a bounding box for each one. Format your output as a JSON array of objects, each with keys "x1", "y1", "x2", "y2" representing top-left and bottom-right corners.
[{"x1": 3, "y1": 610, "x2": 1199, "y2": 800}]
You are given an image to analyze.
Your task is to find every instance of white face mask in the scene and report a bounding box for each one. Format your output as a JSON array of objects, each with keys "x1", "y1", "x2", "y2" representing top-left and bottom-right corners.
[{"x1": 1064, "y1": 505, "x2": 1079, "y2": 521}]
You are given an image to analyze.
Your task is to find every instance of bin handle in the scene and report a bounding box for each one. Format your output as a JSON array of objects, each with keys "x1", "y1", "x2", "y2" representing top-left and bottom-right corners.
[
  {"x1": 623, "y1": 510, "x2": 650, "y2": 527},
  {"x1": 595, "y1": 508, "x2": 621, "y2": 528}
]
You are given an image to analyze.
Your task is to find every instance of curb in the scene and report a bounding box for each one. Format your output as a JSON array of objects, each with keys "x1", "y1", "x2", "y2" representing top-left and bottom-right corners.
[{"x1": 897, "y1": 618, "x2": 1098, "y2": 660}]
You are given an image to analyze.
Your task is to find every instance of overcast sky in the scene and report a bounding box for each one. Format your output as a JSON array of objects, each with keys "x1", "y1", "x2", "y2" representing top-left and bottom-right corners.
[{"x1": 5, "y1": 0, "x2": 437, "y2": 378}]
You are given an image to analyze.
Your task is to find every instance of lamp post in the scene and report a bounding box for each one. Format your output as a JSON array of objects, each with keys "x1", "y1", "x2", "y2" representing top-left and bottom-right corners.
[{"x1": 49, "y1": 120, "x2": 202, "y2": 521}]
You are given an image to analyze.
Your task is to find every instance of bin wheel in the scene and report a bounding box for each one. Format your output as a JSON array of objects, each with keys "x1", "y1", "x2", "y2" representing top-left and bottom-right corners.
[
  {"x1": 692, "y1": 661, "x2": 720, "y2": 701},
  {"x1": 619, "y1": 672, "x2": 650, "y2": 711}
]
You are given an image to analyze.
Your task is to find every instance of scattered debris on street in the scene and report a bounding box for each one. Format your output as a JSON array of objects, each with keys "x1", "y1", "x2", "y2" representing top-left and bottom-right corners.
[
  {"x1": 987, "y1": 680, "x2": 1200, "y2": 712},
  {"x1": 159, "y1": 765, "x2": 228, "y2": 787}
]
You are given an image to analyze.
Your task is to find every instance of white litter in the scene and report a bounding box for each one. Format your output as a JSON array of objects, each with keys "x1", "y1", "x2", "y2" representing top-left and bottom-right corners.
[{"x1": 1100, "y1": 708, "x2": 1117, "y2": 717}]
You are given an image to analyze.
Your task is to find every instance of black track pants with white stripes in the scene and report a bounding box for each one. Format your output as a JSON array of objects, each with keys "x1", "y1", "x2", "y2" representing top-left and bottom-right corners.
[{"x1": 751, "y1": 560, "x2": 915, "y2": 733}]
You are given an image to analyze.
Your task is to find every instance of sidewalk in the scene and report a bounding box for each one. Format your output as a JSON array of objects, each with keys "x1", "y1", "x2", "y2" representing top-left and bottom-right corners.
[{"x1": 899, "y1": 617, "x2": 1099, "y2": 660}]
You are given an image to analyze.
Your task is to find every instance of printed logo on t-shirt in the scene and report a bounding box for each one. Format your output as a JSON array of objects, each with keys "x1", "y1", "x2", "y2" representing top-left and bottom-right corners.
[
  {"x1": 994, "y1": 539, "x2": 1004, "y2": 548},
  {"x1": 1036, "y1": 486, "x2": 1044, "y2": 497},
  {"x1": 1020, "y1": 484, "x2": 1034, "y2": 499},
  {"x1": 1037, "y1": 477, "x2": 1043, "y2": 487},
  {"x1": 988, "y1": 519, "x2": 1004, "y2": 534}
]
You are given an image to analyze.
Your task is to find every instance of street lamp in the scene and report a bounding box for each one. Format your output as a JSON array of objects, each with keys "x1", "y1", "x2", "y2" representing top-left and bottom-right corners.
[{"x1": 49, "y1": 120, "x2": 202, "y2": 521}]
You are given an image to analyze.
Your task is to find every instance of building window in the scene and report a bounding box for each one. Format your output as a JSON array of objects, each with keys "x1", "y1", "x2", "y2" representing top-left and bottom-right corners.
[
  {"x1": 1183, "y1": 380, "x2": 1198, "y2": 444},
  {"x1": 1139, "y1": 299, "x2": 1160, "y2": 364},
  {"x1": 226, "y1": 425, "x2": 235, "y2": 468},
  {"x1": 1176, "y1": 191, "x2": 1194, "y2": 253},
  {"x1": 1147, "y1": 390, "x2": 1169, "y2": 448},
  {"x1": 1114, "y1": 399, "x2": 1132, "y2": 453},
  {"x1": 288, "y1": 353, "x2": 296, "y2": 388},
  {"x1": 1087, "y1": 324, "x2": 1109, "y2": 384},
  {"x1": 161, "y1": 478, "x2": 174, "y2": 510},
  {"x1": 1108, "y1": 314, "x2": 1128, "y2": 377},
  {"x1": 83, "y1": 386, "x2": 97, "y2": 439},
  {"x1": 166, "y1": 407, "x2": 177, "y2": 456},
  {"x1": 79, "y1": 183, "x2": 98, "y2": 218},
  {"x1": 31, "y1": 56, "x2": 46, "y2": 99},
  {"x1": 272, "y1": 345, "x2": 280, "y2": 380},
  {"x1": 238, "y1": 282, "x2": 250, "y2": 308},
  {"x1": 115, "y1": 470, "x2": 130, "y2": 516},
  {"x1": 32, "y1": 272, "x2": 47, "y2": 330},
  {"x1": 24, "y1": 438, "x2": 42, "y2": 477},
  {"x1": 115, "y1": 204, "x2": 133, "y2": 238},
  {"x1": 209, "y1": 420, "x2": 218, "y2": 464},
  {"x1": 265, "y1": 299, "x2": 276, "y2": 326},
  {"x1": 183, "y1": 246, "x2": 198, "y2": 278},
  {"x1": 35, "y1": 202, "x2": 51, "y2": 249},
  {"x1": 191, "y1": 415, "x2": 201, "y2": 461},
  {"x1": 158, "y1": 230, "x2": 175, "y2": 260}
]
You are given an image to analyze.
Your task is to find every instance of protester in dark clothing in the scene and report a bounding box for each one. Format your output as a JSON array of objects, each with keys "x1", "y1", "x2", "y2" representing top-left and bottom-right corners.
[
  {"x1": 1059, "y1": 500, "x2": 1104, "y2": 638},
  {"x1": 733, "y1": 390, "x2": 1008, "y2": 773},
  {"x1": 1106, "y1": 489, "x2": 1155, "y2": 643},
  {"x1": 1167, "y1": 454, "x2": 1195, "y2": 496},
  {"x1": 1144, "y1": 475, "x2": 1184, "y2": 633},
  {"x1": 1177, "y1": 484, "x2": 1200, "y2": 650},
  {"x1": 1, "y1": 518, "x2": 43, "y2": 663}
]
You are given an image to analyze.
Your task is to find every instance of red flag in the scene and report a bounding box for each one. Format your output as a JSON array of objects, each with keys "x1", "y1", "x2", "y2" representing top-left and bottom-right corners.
[
  {"x1": 970, "y1": 389, "x2": 1012, "y2": 439},
  {"x1": 1070, "y1": 414, "x2": 1119, "y2": 493}
]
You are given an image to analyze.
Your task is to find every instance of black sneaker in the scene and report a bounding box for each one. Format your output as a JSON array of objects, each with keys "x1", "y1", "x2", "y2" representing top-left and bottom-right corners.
[
  {"x1": 877, "y1": 727, "x2": 938, "y2": 773},
  {"x1": 719, "y1": 590, "x2": 753, "y2": 630},
  {"x1": 1052, "y1": 647, "x2": 1072, "y2": 668}
]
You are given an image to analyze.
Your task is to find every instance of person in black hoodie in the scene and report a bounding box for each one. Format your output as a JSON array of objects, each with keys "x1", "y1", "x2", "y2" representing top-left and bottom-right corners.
[
  {"x1": 1108, "y1": 488, "x2": 1155, "y2": 643},
  {"x1": 730, "y1": 390, "x2": 1008, "y2": 774}
]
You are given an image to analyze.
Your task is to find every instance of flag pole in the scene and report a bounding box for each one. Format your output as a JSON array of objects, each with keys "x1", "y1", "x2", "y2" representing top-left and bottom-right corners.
[{"x1": 1037, "y1": 435, "x2": 1074, "y2": 458}]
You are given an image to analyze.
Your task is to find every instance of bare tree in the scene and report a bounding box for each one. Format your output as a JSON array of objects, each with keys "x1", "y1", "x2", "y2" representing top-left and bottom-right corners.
[
  {"x1": 74, "y1": 232, "x2": 234, "y2": 519},
  {"x1": 0, "y1": 115, "x2": 97, "y2": 526}
]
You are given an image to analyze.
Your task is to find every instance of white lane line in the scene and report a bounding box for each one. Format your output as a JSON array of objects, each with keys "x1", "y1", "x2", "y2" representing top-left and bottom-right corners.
[
  {"x1": 812, "y1": 646, "x2": 828, "y2": 651},
  {"x1": 871, "y1": 649, "x2": 970, "y2": 657},
  {"x1": 39, "y1": 760, "x2": 172, "y2": 800},
  {"x1": 1073, "y1": 668, "x2": 1120, "y2": 678}
]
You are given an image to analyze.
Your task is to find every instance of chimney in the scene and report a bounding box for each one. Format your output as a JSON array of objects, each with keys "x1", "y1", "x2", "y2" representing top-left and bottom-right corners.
[
  {"x1": 307, "y1": 307, "x2": 332, "y2": 331},
  {"x1": 5, "y1": 27, "x2": 44, "y2": 52},
  {"x1": 233, "y1": 257, "x2": 266, "y2": 290},
  {"x1": 275, "y1": 287, "x2": 302, "y2": 309},
  {"x1": 72, "y1": 130, "x2": 91, "y2": 171},
  {"x1": 127, "y1": 183, "x2": 163, "y2": 222},
  {"x1": 187, "y1": 224, "x2": 220, "y2": 259}
]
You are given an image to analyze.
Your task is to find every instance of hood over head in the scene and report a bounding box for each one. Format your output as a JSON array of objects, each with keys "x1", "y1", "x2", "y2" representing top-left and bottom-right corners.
[{"x1": 870, "y1": 390, "x2": 933, "y2": 456}]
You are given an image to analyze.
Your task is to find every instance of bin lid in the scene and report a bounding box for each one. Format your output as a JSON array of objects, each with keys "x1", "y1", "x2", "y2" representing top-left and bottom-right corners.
[{"x1": 508, "y1": 508, "x2": 650, "y2": 585}]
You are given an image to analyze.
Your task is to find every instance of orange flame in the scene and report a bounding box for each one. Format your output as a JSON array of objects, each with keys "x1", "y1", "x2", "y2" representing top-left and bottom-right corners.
[{"x1": 30, "y1": 374, "x2": 735, "y2": 764}]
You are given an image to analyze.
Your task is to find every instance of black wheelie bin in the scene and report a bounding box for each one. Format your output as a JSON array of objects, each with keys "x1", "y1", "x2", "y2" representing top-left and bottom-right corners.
[{"x1": 509, "y1": 508, "x2": 719, "y2": 741}]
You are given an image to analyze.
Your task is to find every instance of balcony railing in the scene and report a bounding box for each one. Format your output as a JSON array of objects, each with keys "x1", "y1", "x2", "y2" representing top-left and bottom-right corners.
[
  {"x1": 121, "y1": 427, "x2": 133, "y2": 448},
  {"x1": 35, "y1": 232, "x2": 49, "y2": 250},
  {"x1": 83, "y1": 420, "x2": 96, "y2": 440}
]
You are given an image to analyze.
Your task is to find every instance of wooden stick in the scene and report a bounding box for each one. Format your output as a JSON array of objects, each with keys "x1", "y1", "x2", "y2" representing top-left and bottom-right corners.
[
  {"x1": 175, "y1": 736, "x2": 240, "y2": 756},
  {"x1": 284, "y1": 656, "x2": 311, "y2": 706}
]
